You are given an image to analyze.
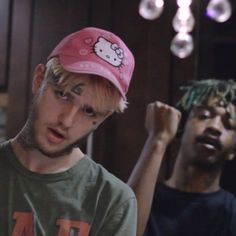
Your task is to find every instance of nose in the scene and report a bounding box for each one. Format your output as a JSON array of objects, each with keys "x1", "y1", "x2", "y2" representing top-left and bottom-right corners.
[
  {"x1": 59, "y1": 105, "x2": 78, "y2": 129},
  {"x1": 206, "y1": 116, "x2": 223, "y2": 136}
]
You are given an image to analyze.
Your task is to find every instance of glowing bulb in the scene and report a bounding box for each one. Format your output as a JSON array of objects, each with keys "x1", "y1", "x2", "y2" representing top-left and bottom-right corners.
[
  {"x1": 172, "y1": 7, "x2": 195, "y2": 32},
  {"x1": 177, "y1": 0, "x2": 192, "y2": 8},
  {"x1": 206, "y1": 0, "x2": 232, "y2": 22},
  {"x1": 139, "y1": 0, "x2": 164, "y2": 20},
  {"x1": 170, "y1": 33, "x2": 194, "y2": 58}
]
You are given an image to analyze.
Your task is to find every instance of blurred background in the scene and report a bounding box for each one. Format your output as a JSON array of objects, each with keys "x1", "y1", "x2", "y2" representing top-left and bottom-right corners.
[{"x1": 0, "y1": 0, "x2": 236, "y2": 193}]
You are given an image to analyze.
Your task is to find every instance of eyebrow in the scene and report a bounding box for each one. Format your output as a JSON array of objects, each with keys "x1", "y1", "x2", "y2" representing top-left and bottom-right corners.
[
  {"x1": 196, "y1": 105, "x2": 236, "y2": 118},
  {"x1": 195, "y1": 104, "x2": 221, "y2": 111},
  {"x1": 193, "y1": 105, "x2": 211, "y2": 111}
]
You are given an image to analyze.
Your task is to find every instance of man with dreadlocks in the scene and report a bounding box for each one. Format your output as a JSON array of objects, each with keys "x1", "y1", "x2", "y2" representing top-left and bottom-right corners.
[{"x1": 128, "y1": 79, "x2": 236, "y2": 236}]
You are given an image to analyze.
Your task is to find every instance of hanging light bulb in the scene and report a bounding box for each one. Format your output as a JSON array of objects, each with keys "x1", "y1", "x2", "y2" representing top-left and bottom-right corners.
[
  {"x1": 138, "y1": 0, "x2": 232, "y2": 59},
  {"x1": 206, "y1": 0, "x2": 232, "y2": 23},
  {"x1": 139, "y1": 0, "x2": 164, "y2": 20},
  {"x1": 172, "y1": 7, "x2": 195, "y2": 32},
  {"x1": 171, "y1": 0, "x2": 194, "y2": 58},
  {"x1": 177, "y1": 0, "x2": 192, "y2": 8},
  {"x1": 170, "y1": 32, "x2": 194, "y2": 58}
]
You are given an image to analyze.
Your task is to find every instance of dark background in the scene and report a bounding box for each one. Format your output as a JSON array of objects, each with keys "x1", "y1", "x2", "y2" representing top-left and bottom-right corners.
[{"x1": 0, "y1": 0, "x2": 236, "y2": 193}]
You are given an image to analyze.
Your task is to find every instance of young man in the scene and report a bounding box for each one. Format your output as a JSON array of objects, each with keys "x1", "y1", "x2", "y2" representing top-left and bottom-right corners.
[
  {"x1": 128, "y1": 79, "x2": 236, "y2": 236},
  {"x1": 0, "y1": 27, "x2": 137, "y2": 235}
]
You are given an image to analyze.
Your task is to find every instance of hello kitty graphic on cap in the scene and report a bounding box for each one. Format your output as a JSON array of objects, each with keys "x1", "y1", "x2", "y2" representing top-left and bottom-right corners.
[{"x1": 48, "y1": 27, "x2": 135, "y2": 99}]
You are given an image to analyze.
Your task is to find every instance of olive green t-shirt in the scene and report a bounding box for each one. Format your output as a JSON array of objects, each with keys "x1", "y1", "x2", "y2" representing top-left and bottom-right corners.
[{"x1": 0, "y1": 142, "x2": 137, "y2": 235}]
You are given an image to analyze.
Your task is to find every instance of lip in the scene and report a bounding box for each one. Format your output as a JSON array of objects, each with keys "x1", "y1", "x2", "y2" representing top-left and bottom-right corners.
[
  {"x1": 195, "y1": 141, "x2": 218, "y2": 157},
  {"x1": 198, "y1": 142, "x2": 217, "y2": 151},
  {"x1": 196, "y1": 136, "x2": 221, "y2": 152},
  {"x1": 47, "y1": 128, "x2": 67, "y2": 144}
]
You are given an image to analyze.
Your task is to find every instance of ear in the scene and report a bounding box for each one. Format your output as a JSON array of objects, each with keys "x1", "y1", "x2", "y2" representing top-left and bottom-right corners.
[
  {"x1": 32, "y1": 64, "x2": 46, "y2": 94},
  {"x1": 227, "y1": 152, "x2": 235, "y2": 161},
  {"x1": 227, "y1": 147, "x2": 236, "y2": 161}
]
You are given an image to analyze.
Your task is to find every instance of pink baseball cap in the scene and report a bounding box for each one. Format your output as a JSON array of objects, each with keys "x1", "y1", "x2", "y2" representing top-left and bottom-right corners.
[{"x1": 48, "y1": 27, "x2": 135, "y2": 99}]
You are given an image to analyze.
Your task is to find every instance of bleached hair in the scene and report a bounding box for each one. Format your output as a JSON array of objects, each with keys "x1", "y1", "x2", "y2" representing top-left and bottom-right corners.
[{"x1": 44, "y1": 57, "x2": 128, "y2": 113}]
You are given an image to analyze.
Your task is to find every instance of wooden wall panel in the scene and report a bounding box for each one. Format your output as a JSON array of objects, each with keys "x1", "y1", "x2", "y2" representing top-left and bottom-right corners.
[
  {"x1": 31, "y1": 0, "x2": 91, "y2": 68},
  {"x1": 0, "y1": 0, "x2": 11, "y2": 87},
  {"x1": 7, "y1": 0, "x2": 33, "y2": 138},
  {"x1": 88, "y1": 0, "x2": 114, "y2": 28}
]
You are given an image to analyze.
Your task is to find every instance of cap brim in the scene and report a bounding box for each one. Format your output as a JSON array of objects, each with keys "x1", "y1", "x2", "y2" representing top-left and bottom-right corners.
[{"x1": 58, "y1": 55, "x2": 126, "y2": 99}]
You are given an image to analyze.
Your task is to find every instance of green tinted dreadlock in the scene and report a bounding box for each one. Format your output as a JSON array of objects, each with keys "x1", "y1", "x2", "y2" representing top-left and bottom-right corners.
[
  {"x1": 176, "y1": 79, "x2": 236, "y2": 111},
  {"x1": 175, "y1": 79, "x2": 236, "y2": 134}
]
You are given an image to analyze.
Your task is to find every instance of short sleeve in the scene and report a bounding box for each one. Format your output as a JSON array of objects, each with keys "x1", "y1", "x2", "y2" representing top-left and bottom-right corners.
[{"x1": 97, "y1": 197, "x2": 137, "y2": 236}]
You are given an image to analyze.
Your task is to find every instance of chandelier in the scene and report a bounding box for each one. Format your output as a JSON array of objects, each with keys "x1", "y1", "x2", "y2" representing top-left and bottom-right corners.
[{"x1": 139, "y1": 0, "x2": 233, "y2": 58}]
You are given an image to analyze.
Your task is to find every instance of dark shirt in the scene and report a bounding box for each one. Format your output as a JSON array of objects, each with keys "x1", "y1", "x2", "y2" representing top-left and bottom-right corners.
[{"x1": 144, "y1": 183, "x2": 236, "y2": 236}]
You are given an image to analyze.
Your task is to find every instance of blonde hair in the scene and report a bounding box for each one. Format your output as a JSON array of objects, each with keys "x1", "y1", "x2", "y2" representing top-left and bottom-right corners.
[{"x1": 44, "y1": 57, "x2": 128, "y2": 113}]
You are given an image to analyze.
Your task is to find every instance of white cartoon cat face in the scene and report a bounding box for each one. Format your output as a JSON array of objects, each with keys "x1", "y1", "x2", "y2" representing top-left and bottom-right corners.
[{"x1": 94, "y1": 37, "x2": 124, "y2": 67}]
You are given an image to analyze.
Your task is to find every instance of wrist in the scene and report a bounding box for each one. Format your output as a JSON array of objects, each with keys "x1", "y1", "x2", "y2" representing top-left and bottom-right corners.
[{"x1": 146, "y1": 134, "x2": 169, "y2": 152}]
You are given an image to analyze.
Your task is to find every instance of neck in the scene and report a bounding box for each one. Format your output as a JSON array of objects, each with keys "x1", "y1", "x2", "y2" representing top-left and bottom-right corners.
[
  {"x1": 165, "y1": 153, "x2": 222, "y2": 193},
  {"x1": 10, "y1": 134, "x2": 85, "y2": 174}
]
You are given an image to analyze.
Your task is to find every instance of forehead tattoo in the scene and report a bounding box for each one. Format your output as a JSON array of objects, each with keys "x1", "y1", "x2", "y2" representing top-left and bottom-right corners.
[{"x1": 49, "y1": 71, "x2": 85, "y2": 94}]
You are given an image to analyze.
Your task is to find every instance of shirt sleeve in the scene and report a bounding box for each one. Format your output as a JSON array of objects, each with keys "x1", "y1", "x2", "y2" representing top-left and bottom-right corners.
[{"x1": 97, "y1": 197, "x2": 137, "y2": 236}]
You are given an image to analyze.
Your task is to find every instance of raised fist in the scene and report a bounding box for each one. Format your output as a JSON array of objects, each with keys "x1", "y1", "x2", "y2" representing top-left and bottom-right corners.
[{"x1": 145, "y1": 101, "x2": 181, "y2": 145}]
